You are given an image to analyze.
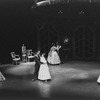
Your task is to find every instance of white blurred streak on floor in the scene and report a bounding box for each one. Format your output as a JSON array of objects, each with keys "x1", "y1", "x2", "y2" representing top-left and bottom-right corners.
[
  {"x1": 5, "y1": 62, "x2": 35, "y2": 75},
  {"x1": 37, "y1": 81, "x2": 51, "y2": 98}
]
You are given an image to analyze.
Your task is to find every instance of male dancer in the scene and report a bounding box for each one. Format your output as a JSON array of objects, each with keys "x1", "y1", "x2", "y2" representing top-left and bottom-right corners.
[{"x1": 32, "y1": 51, "x2": 43, "y2": 81}]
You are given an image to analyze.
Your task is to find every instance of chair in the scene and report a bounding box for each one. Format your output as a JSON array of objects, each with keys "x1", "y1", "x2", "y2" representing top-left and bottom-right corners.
[
  {"x1": 27, "y1": 49, "x2": 34, "y2": 62},
  {"x1": 11, "y1": 52, "x2": 20, "y2": 65}
]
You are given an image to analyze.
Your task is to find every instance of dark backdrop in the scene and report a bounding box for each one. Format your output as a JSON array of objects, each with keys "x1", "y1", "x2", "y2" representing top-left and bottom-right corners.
[{"x1": 0, "y1": 1, "x2": 100, "y2": 63}]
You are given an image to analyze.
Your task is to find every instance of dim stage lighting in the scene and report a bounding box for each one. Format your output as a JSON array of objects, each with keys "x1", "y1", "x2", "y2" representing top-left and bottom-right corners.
[{"x1": 36, "y1": 0, "x2": 51, "y2": 6}]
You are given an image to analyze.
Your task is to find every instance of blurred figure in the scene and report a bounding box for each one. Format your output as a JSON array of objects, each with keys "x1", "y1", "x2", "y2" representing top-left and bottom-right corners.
[
  {"x1": 32, "y1": 51, "x2": 42, "y2": 81},
  {"x1": 56, "y1": 42, "x2": 62, "y2": 62},
  {"x1": 38, "y1": 53, "x2": 51, "y2": 82},
  {"x1": 0, "y1": 71, "x2": 5, "y2": 81},
  {"x1": 47, "y1": 43, "x2": 61, "y2": 65},
  {"x1": 61, "y1": 37, "x2": 70, "y2": 61},
  {"x1": 97, "y1": 75, "x2": 100, "y2": 84}
]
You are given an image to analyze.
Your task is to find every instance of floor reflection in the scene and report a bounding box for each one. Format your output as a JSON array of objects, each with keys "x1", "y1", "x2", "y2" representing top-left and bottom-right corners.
[
  {"x1": 1, "y1": 61, "x2": 100, "y2": 100},
  {"x1": 37, "y1": 81, "x2": 51, "y2": 98}
]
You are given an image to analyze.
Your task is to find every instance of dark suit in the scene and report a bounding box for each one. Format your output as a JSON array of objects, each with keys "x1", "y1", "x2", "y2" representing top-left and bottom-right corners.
[{"x1": 33, "y1": 55, "x2": 43, "y2": 80}]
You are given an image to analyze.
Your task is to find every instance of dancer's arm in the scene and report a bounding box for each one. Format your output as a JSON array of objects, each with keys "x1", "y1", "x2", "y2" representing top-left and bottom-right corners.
[{"x1": 35, "y1": 57, "x2": 44, "y2": 64}]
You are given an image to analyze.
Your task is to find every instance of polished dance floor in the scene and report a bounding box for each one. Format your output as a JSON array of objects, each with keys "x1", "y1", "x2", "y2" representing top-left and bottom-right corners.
[{"x1": 0, "y1": 61, "x2": 100, "y2": 100}]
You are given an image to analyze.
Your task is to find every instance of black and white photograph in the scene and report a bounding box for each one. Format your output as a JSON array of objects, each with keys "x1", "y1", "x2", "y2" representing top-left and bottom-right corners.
[{"x1": 1, "y1": 0, "x2": 100, "y2": 100}]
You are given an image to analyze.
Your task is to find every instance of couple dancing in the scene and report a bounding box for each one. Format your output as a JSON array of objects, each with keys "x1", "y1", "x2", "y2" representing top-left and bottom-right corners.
[
  {"x1": 32, "y1": 51, "x2": 51, "y2": 82},
  {"x1": 47, "y1": 42, "x2": 61, "y2": 65}
]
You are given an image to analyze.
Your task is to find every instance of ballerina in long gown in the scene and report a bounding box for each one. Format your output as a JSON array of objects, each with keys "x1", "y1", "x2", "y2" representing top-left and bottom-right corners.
[
  {"x1": 38, "y1": 53, "x2": 51, "y2": 82},
  {"x1": 0, "y1": 71, "x2": 6, "y2": 82},
  {"x1": 47, "y1": 43, "x2": 61, "y2": 65}
]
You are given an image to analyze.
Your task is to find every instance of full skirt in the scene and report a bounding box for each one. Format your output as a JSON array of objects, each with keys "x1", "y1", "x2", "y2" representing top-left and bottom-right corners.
[
  {"x1": 47, "y1": 51, "x2": 61, "y2": 64},
  {"x1": 38, "y1": 64, "x2": 51, "y2": 80},
  {"x1": 97, "y1": 75, "x2": 100, "y2": 83}
]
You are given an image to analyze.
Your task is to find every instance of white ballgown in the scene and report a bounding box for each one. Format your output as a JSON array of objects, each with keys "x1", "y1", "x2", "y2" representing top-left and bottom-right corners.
[
  {"x1": 47, "y1": 46, "x2": 61, "y2": 64},
  {"x1": 38, "y1": 56, "x2": 51, "y2": 81},
  {"x1": 97, "y1": 75, "x2": 100, "y2": 83},
  {"x1": 0, "y1": 72, "x2": 5, "y2": 81}
]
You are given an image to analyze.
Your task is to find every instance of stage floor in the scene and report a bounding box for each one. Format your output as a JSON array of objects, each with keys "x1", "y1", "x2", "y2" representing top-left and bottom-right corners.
[{"x1": 0, "y1": 61, "x2": 100, "y2": 100}]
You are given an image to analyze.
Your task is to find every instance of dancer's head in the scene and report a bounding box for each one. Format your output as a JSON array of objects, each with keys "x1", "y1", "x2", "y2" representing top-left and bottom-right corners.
[
  {"x1": 37, "y1": 50, "x2": 40, "y2": 56},
  {"x1": 42, "y1": 53, "x2": 45, "y2": 56},
  {"x1": 51, "y1": 43, "x2": 54, "y2": 46},
  {"x1": 56, "y1": 42, "x2": 60, "y2": 46},
  {"x1": 51, "y1": 43, "x2": 56, "y2": 46},
  {"x1": 41, "y1": 53, "x2": 46, "y2": 58}
]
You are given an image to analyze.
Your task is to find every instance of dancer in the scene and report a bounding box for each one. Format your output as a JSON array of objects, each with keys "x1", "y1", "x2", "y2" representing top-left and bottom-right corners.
[
  {"x1": 32, "y1": 51, "x2": 42, "y2": 81},
  {"x1": 61, "y1": 37, "x2": 69, "y2": 60},
  {"x1": 38, "y1": 53, "x2": 51, "y2": 82},
  {"x1": 97, "y1": 75, "x2": 100, "y2": 84},
  {"x1": 56, "y1": 42, "x2": 61, "y2": 56},
  {"x1": 47, "y1": 43, "x2": 61, "y2": 65},
  {"x1": 0, "y1": 71, "x2": 6, "y2": 82}
]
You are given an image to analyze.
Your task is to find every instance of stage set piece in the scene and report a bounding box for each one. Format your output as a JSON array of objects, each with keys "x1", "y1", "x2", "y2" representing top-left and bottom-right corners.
[{"x1": 11, "y1": 44, "x2": 35, "y2": 65}]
